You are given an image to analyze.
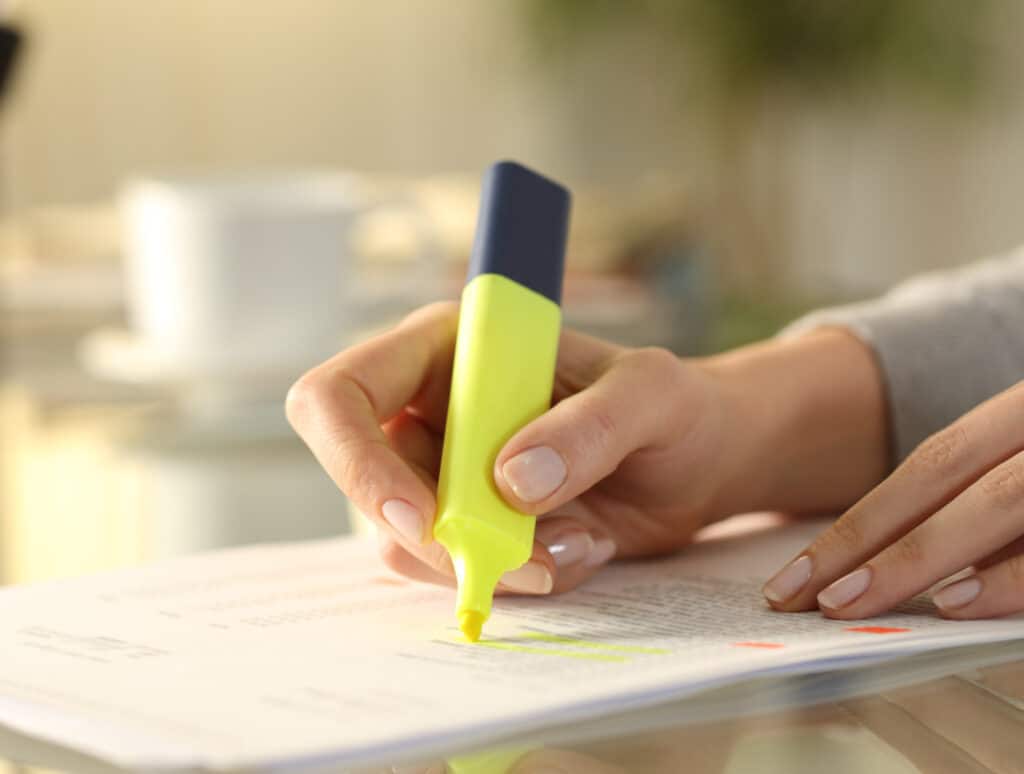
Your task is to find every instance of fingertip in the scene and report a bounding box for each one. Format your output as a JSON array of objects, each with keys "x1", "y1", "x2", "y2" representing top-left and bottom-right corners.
[
  {"x1": 492, "y1": 463, "x2": 539, "y2": 515},
  {"x1": 283, "y1": 371, "x2": 324, "y2": 436},
  {"x1": 932, "y1": 575, "x2": 983, "y2": 618},
  {"x1": 549, "y1": 562, "x2": 603, "y2": 595},
  {"x1": 531, "y1": 519, "x2": 617, "y2": 594},
  {"x1": 381, "y1": 498, "x2": 428, "y2": 545},
  {"x1": 499, "y1": 560, "x2": 555, "y2": 595},
  {"x1": 491, "y1": 459, "x2": 524, "y2": 510},
  {"x1": 762, "y1": 555, "x2": 813, "y2": 606},
  {"x1": 586, "y1": 536, "x2": 616, "y2": 568},
  {"x1": 365, "y1": 454, "x2": 438, "y2": 544},
  {"x1": 397, "y1": 299, "x2": 460, "y2": 330},
  {"x1": 493, "y1": 444, "x2": 569, "y2": 513},
  {"x1": 376, "y1": 528, "x2": 456, "y2": 587},
  {"x1": 762, "y1": 595, "x2": 785, "y2": 612},
  {"x1": 762, "y1": 596, "x2": 816, "y2": 614},
  {"x1": 817, "y1": 604, "x2": 862, "y2": 621}
]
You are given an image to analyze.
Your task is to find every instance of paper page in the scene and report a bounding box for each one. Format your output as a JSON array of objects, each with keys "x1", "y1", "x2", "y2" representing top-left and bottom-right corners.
[{"x1": 0, "y1": 517, "x2": 1021, "y2": 771}]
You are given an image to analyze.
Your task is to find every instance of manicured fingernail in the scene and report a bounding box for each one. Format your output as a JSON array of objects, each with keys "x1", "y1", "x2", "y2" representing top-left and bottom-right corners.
[
  {"x1": 537, "y1": 529, "x2": 594, "y2": 568},
  {"x1": 933, "y1": 576, "x2": 982, "y2": 611},
  {"x1": 818, "y1": 566, "x2": 872, "y2": 609},
  {"x1": 585, "y1": 538, "x2": 616, "y2": 568},
  {"x1": 381, "y1": 499, "x2": 423, "y2": 544},
  {"x1": 501, "y1": 446, "x2": 567, "y2": 503},
  {"x1": 763, "y1": 555, "x2": 812, "y2": 603},
  {"x1": 501, "y1": 561, "x2": 554, "y2": 594}
]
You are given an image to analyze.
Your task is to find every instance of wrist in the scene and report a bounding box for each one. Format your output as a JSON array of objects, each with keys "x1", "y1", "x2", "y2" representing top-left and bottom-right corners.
[{"x1": 698, "y1": 327, "x2": 890, "y2": 517}]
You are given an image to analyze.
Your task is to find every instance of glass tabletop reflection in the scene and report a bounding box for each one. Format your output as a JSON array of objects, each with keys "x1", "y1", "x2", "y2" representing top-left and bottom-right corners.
[{"x1": 1, "y1": 643, "x2": 1021, "y2": 774}]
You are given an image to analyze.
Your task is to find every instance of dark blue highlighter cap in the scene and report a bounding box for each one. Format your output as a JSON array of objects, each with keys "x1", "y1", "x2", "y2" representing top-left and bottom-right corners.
[{"x1": 466, "y1": 161, "x2": 571, "y2": 305}]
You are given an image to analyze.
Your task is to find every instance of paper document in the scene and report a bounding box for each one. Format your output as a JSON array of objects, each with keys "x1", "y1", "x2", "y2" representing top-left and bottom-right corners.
[{"x1": 1, "y1": 517, "x2": 1022, "y2": 771}]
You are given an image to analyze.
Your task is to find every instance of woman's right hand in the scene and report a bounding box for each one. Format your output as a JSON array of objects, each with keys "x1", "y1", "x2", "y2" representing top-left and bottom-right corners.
[{"x1": 286, "y1": 302, "x2": 888, "y2": 595}]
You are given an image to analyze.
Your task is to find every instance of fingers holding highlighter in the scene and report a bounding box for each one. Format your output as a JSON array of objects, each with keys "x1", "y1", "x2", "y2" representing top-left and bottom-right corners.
[
  {"x1": 287, "y1": 295, "x2": 729, "y2": 596},
  {"x1": 287, "y1": 293, "x2": 903, "y2": 618},
  {"x1": 286, "y1": 300, "x2": 555, "y2": 595},
  {"x1": 289, "y1": 294, "x2": 1024, "y2": 623},
  {"x1": 288, "y1": 161, "x2": 731, "y2": 636},
  {"x1": 288, "y1": 161, "x2": 1024, "y2": 627}
]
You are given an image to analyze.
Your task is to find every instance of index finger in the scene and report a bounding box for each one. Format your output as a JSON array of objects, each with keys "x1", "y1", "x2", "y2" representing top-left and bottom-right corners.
[{"x1": 285, "y1": 301, "x2": 459, "y2": 540}]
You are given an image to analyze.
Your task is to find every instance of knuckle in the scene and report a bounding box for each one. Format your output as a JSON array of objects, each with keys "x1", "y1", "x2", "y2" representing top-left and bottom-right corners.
[
  {"x1": 332, "y1": 368, "x2": 378, "y2": 415},
  {"x1": 572, "y1": 393, "x2": 619, "y2": 454},
  {"x1": 400, "y1": 300, "x2": 459, "y2": 329},
  {"x1": 616, "y1": 346, "x2": 687, "y2": 437},
  {"x1": 631, "y1": 346, "x2": 683, "y2": 384},
  {"x1": 893, "y1": 532, "x2": 926, "y2": 564},
  {"x1": 285, "y1": 368, "x2": 370, "y2": 434},
  {"x1": 980, "y1": 463, "x2": 1024, "y2": 511},
  {"x1": 589, "y1": 397, "x2": 619, "y2": 442},
  {"x1": 907, "y1": 425, "x2": 968, "y2": 479},
  {"x1": 310, "y1": 365, "x2": 378, "y2": 423},
  {"x1": 826, "y1": 515, "x2": 864, "y2": 553},
  {"x1": 284, "y1": 371, "x2": 322, "y2": 432}
]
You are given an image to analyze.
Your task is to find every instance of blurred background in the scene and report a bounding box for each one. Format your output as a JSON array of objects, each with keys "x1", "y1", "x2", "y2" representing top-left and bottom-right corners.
[{"x1": 1, "y1": 0, "x2": 1022, "y2": 584}]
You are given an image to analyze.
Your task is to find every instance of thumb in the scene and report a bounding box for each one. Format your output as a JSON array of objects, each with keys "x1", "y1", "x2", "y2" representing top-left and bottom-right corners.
[{"x1": 494, "y1": 347, "x2": 684, "y2": 515}]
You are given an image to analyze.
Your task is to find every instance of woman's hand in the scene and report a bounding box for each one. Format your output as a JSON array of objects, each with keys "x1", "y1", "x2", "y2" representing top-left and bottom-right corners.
[
  {"x1": 287, "y1": 302, "x2": 890, "y2": 597},
  {"x1": 286, "y1": 302, "x2": 734, "y2": 595},
  {"x1": 764, "y1": 379, "x2": 1024, "y2": 620}
]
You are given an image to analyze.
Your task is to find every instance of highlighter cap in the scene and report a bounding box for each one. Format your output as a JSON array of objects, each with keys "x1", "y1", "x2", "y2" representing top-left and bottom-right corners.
[{"x1": 466, "y1": 160, "x2": 570, "y2": 305}]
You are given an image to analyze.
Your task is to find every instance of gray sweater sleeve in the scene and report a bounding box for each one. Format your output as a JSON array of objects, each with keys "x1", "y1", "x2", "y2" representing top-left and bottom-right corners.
[{"x1": 781, "y1": 247, "x2": 1024, "y2": 465}]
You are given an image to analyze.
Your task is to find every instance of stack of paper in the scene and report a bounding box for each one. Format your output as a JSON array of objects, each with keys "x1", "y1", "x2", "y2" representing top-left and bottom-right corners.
[{"x1": 1, "y1": 518, "x2": 1021, "y2": 771}]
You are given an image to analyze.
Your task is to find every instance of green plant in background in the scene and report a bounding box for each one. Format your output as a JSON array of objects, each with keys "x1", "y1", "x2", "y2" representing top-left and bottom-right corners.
[
  {"x1": 522, "y1": 0, "x2": 995, "y2": 345},
  {"x1": 525, "y1": 0, "x2": 992, "y2": 103}
]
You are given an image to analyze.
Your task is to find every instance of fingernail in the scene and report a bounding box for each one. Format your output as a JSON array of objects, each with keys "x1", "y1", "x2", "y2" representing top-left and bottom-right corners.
[
  {"x1": 501, "y1": 446, "x2": 567, "y2": 503},
  {"x1": 933, "y1": 576, "x2": 982, "y2": 611},
  {"x1": 818, "y1": 566, "x2": 873, "y2": 609},
  {"x1": 585, "y1": 537, "x2": 616, "y2": 568},
  {"x1": 381, "y1": 499, "x2": 423, "y2": 544},
  {"x1": 502, "y1": 561, "x2": 554, "y2": 594},
  {"x1": 763, "y1": 555, "x2": 813, "y2": 603},
  {"x1": 537, "y1": 529, "x2": 594, "y2": 568}
]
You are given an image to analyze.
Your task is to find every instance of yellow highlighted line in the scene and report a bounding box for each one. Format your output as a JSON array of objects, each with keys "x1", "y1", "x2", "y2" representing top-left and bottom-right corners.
[
  {"x1": 521, "y1": 632, "x2": 671, "y2": 655},
  {"x1": 473, "y1": 640, "x2": 629, "y2": 662}
]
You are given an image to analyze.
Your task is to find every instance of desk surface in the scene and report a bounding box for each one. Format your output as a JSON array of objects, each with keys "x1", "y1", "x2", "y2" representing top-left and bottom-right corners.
[{"x1": 0, "y1": 645, "x2": 1021, "y2": 774}]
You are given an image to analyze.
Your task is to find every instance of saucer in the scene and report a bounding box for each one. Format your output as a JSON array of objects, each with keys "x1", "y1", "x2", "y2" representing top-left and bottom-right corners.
[
  {"x1": 79, "y1": 325, "x2": 370, "y2": 389},
  {"x1": 81, "y1": 324, "x2": 387, "y2": 447}
]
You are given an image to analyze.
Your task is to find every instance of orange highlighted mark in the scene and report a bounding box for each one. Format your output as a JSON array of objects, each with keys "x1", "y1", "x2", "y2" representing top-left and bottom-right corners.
[
  {"x1": 845, "y1": 626, "x2": 910, "y2": 634},
  {"x1": 734, "y1": 641, "x2": 785, "y2": 649}
]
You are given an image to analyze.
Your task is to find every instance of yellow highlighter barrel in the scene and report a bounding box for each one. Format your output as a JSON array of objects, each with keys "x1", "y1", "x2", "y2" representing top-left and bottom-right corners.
[{"x1": 433, "y1": 161, "x2": 571, "y2": 642}]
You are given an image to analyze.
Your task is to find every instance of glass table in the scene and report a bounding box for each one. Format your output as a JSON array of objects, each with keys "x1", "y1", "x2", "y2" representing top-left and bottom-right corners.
[{"x1": 0, "y1": 642, "x2": 1021, "y2": 774}]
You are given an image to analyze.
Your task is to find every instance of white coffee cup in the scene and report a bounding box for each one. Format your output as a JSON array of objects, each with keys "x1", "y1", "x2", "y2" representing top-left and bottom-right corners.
[{"x1": 118, "y1": 172, "x2": 438, "y2": 378}]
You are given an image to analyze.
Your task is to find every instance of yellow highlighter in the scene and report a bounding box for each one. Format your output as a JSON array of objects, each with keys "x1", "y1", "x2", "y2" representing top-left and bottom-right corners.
[{"x1": 434, "y1": 160, "x2": 571, "y2": 643}]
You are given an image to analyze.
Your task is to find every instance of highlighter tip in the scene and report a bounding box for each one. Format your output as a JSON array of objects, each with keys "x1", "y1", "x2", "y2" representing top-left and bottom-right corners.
[{"x1": 459, "y1": 610, "x2": 485, "y2": 643}]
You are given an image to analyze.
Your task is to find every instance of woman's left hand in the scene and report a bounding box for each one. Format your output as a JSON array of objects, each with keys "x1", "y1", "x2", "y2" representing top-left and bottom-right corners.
[{"x1": 763, "y1": 380, "x2": 1024, "y2": 620}]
